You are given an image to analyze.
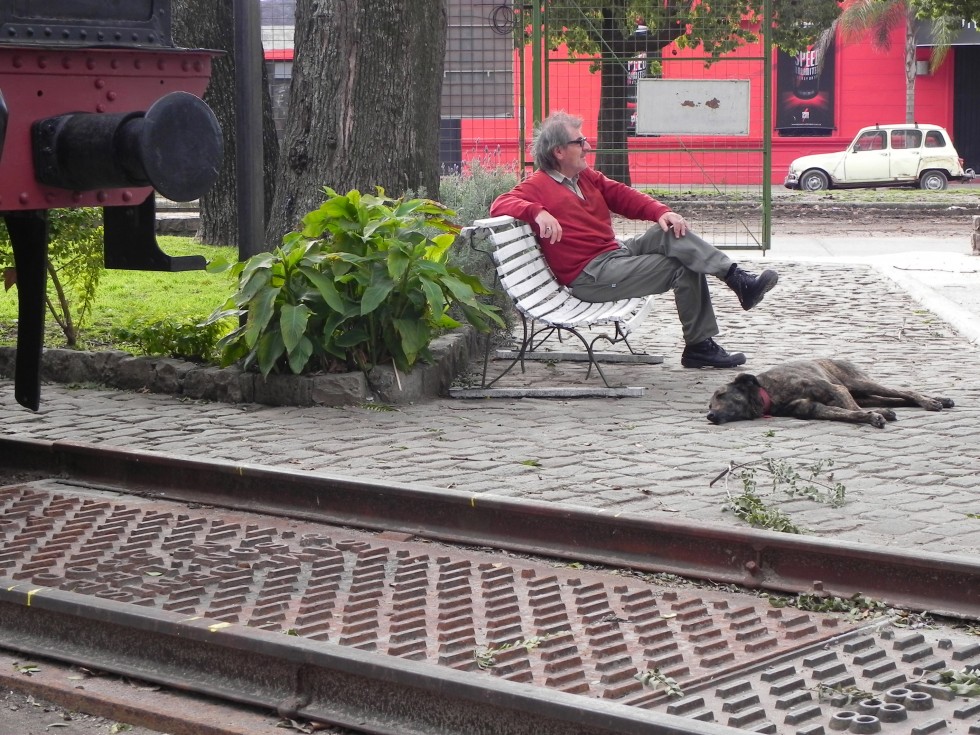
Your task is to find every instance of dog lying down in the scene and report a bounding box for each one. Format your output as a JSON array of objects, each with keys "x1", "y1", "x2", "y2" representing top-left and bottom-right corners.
[{"x1": 706, "y1": 358, "x2": 954, "y2": 428}]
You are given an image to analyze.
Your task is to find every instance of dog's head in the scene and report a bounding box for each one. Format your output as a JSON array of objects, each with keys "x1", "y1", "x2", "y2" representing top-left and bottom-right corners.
[{"x1": 706, "y1": 373, "x2": 763, "y2": 425}]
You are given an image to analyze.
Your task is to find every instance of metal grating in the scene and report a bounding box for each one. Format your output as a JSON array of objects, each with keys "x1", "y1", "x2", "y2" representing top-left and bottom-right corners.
[{"x1": 1, "y1": 480, "x2": 978, "y2": 734}]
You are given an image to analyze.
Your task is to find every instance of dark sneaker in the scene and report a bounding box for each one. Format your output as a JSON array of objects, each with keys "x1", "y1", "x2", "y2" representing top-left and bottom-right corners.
[
  {"x1": 724, "y1": 266, "x2": 779, "y2": 311},
  {"x1": 681, "y1": 338, "x2": 746, "y2": 369}
]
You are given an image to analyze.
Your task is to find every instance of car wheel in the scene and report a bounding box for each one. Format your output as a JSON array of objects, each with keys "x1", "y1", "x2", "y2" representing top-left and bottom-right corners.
[
  {"x1": 800, "y1": 170, "x2": 829, "y2": 191},
  {"x1": 919, "y1": 170, "x2": 948, "y2": 190}
]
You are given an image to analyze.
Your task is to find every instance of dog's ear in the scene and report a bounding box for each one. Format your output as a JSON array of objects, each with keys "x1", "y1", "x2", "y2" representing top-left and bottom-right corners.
[{"x1": 733, "y1": 373, "x2": 761, "y2": 389}]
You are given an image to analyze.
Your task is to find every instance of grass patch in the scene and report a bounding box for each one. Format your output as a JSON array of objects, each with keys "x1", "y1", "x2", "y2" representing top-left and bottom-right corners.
[{"x1": 0, "y1": 236, "x2": 236, "y2": 350}]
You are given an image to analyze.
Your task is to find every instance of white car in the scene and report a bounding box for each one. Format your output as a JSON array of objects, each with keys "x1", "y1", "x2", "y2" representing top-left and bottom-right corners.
[{"x1": 784, "y1": 124, "x2": 974, "y2": 191}]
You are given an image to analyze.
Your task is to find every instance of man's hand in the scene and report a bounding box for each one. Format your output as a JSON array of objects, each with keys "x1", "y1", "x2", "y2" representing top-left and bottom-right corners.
[
  {"x1": 658, "y1": 212, "x2": 687, "y2": 238},
  {"x1": 535, "y1": 212, "x2": 562, "y2": 243}
]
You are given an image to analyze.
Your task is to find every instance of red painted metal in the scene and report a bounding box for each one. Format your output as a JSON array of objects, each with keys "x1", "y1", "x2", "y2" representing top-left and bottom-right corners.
[{"x1": 0, "y1": 47, "x2": 215, "y2": 211}]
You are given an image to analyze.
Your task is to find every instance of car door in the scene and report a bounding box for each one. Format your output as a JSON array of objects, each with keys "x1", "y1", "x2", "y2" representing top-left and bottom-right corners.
[
  {"x1": 888, "y1": 128, "x2": 922, "y2": 181},
  {"x1": 842, "y1": 130, "x2": 890, "y2": 183}
]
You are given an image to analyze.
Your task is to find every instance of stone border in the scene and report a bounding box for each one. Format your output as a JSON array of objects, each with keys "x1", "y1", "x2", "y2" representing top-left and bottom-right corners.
[{"x1": 0, "y1": 328, "x2": 479, "y2": 407}]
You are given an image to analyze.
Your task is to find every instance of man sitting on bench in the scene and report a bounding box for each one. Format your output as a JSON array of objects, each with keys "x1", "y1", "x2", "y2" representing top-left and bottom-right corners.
[{"x1": 490, "y1": 110, "x2": 778, "y2": 369}]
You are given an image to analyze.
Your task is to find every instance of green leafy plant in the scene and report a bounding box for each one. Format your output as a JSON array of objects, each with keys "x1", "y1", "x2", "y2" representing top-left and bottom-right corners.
[
  {"x1": 474, "y1": 632, "x2": 568, "y2": 669},
  {"x1": 635, "y1": 668, "x2": 685, "y2": 698},
  {"x1": 207, "y1": 188, "x2": 503, "y2": 377},
  {"x1": 726, "y1": 488, "x2": 804, "y2": 533},
  {"x1": 813, "y1": 684, "x2": 875, "y2": 705},
  {"x1": 111, "y1": 316, "x2": 232, "y2": 363},
  {"x1": 712, "y1": 458, "x2": 847, "y2": 533},
  {"x1": 0, "y1": 208, "x2": 103, "y2": 347},
  {"x1": 937, "y1": 667, "x2": 980, "y2": 696},
  {"x1": 438, "y1": 160, "x2": 520, "y2": 327},
  {"x1": 767, "y1": 591, "x2": 888, "y2": 617}
]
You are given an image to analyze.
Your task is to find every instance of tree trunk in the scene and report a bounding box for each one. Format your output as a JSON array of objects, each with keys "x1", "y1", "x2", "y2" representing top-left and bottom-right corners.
[
  {"x1": 904, "y1": 6, "x2": 917, "y2": 123},
  {"x1": 594, "y1": 8, "x2": 632, "y2": 186},
  {"x1": 172, "y1": 0, "x2": 280, "y2": 247},
  {"x1": 265, "y1": 0, "x2": 447, "y2": 246},
  {"x1": 590, "y1": 3, "x2": 678, "y2": 185}
]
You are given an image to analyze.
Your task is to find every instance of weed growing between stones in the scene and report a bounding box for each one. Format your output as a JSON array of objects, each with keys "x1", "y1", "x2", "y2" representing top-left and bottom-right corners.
[{"x1": 712, "y1": 458, "x2": 846, "y2": 534}]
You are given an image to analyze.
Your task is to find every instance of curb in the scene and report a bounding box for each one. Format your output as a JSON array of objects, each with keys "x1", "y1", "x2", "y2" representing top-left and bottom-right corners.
[
  {"x1": 874, "y1": 261, "x2": 980, "y2": 345},
  {"x1": 0, "y1": 327, "x2": 480, "y2": 408}
]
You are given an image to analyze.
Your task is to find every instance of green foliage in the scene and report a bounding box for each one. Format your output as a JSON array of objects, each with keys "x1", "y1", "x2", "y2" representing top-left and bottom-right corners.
[
  {"x1": 440, "y1": 160, "x2": 518, "y2": 228},
  {"x1": 540, "y1": 1, "x2": 841, "y2": 61},
  {"x1": 635, "y1": 668, "x2": 685, "y2": 698},
  {"x1": 914, "y1": 0, "x2": 980, "y2": 21},
  {"x1": 207, "y1": 188, "x2": 504, "y2": 377},
  {"x1": 111, "y1": 316, "x2": 232, "y2": 363},
  {"x1": 0, "y1": 208, "x2": 103, "y2": 347},
  {"x1": 767, "y1": 591, "x2": 889, "y2": 617},
  {"x1": 714, "y1": 458, "x2": 846, "y2": 534},
  {"x1": 726, "y1": 488, "x2": 803, "y2": 534},
  {"x1": 439, "y1": 161, "x2": 520, "y2": 329},
  {"x1": 474, "y1": 632, "x2": 569, "y2": 669},
  {"x1": 937, "y1": 667, "x2": 980, "y2": 696}
]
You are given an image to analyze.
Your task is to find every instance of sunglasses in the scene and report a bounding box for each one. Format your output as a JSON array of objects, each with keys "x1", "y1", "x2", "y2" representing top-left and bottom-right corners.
[{"x1": 566, "y1": 136, "x2": 588, "y2": 147}]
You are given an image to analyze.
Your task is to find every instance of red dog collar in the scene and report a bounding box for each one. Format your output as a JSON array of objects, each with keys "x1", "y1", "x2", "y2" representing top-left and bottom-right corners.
[{"x1": 759, "y1": 387, "x2": 773, "y2": 417}]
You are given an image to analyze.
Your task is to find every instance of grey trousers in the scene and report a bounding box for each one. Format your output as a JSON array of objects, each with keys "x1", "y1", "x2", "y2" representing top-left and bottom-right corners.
[{"x1": 568, "y1": 226, "x2": 734, "y2": 346}]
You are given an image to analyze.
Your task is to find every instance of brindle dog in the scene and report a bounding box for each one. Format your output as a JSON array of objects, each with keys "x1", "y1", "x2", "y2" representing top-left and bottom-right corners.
[{"x1": 706, "y1": 359, "x2": 954, "y2": 428}]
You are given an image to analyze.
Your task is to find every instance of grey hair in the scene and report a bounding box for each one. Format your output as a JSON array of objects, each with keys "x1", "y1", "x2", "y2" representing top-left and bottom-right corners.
[{"x1": 531, "y1": 111, "x2": 582, "y2": 170}]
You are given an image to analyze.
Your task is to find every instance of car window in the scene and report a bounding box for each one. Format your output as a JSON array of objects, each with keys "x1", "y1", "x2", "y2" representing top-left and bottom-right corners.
[
  {"x1": 855, "y1": 131, "x2": 886, "y2": 151},
  {"x1": 891, "y1": 130, "x2": 922, "y2": 149},
  {"x1": 925, "y1": 130, "x2": 946, "y2": 148}
]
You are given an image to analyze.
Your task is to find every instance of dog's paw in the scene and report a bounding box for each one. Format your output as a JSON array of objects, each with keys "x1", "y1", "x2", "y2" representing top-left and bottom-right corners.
[
  {"x1": 922, "y1": 397, "x2": 952, "y2": 411},
  {"x1": 938, "y1": 397, "x2": 954, "y2": 409},
  {"x1": 878, "y1": 408, "x2": 897, "y2": 421},
  {"x1": 868, "y1": 412, "x2": 888, "y2": 428}
]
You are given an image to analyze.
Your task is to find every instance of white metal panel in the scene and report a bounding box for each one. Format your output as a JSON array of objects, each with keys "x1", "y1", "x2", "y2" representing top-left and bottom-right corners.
[{"x1": 635, "y1": 79, "x2": 750, "y2": 136}]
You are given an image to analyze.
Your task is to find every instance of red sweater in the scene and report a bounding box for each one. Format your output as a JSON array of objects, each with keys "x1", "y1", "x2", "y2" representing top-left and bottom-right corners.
[{"x1": 489, "y1": 168, "x2": 671, "y2": 285}]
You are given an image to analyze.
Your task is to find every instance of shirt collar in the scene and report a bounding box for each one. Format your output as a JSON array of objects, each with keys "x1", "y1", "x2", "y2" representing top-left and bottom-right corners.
[{"x1": 546, "y1": 169, "x2": 578, "y2": 187}]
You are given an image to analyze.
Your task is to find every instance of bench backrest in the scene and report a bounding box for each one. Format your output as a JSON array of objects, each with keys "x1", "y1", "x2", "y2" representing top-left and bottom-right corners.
[{"x1": 469, "y1": 216, "x2": 653, "y2": 332}]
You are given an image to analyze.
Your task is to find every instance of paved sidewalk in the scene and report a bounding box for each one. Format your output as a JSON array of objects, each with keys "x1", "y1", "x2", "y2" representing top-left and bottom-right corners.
[{"x1": 2, "y1": 234, "x2": 978, "y2": 560}]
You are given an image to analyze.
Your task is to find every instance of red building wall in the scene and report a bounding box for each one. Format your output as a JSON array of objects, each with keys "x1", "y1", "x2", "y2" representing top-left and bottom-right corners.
[{"x1": 460, "y1": 24, "x2": 959, "y2": 186}]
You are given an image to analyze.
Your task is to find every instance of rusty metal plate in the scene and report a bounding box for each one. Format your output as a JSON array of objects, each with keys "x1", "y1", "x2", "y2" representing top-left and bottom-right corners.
[
  {"x1": 2, "y1": 480, "x2": 978, "y2": 735},
  {"x1": 653, "y1": 627, "x2": 980, "y2": 734}
]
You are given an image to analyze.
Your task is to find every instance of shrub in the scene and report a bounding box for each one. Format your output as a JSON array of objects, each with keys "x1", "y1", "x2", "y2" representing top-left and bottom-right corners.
[
  {"x1": 0, "y1": 208, "x2": 103, "y2": 347},
  {"x1": 207, "y1": 188, "x2": 503, "y2": 376},
  {"x1": 112, "y1": 316, "x2": 232, "y2": 363},
  {"x1": 439, "y1": 159, "x2": 518, "y2": 227},
  {"x1": 439, "y1": 160, "x2": 519, "y2": 327}
]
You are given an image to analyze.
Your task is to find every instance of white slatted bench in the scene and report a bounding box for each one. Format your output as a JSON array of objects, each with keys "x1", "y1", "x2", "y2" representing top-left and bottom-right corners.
[{"x1": 450, "y1": 215, "x2": 662, "y2": 398}]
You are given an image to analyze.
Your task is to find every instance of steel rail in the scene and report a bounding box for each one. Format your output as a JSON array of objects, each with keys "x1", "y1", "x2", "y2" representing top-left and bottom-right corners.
[
  {"x1": 3, "y1": 436, "x2": 978, "y2": 620},
  {"x1": 0, "y1": 577, "x2": 747, "y2": 735}
]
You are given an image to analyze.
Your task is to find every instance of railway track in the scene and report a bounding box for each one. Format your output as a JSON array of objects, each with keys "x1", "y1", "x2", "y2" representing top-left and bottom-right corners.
[{"x1": 1, "y1": 435, "x2": 978, "y2": 735}]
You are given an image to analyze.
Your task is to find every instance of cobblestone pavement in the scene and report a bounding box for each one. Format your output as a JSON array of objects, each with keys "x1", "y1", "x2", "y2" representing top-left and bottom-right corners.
[{"x1": 2, "y1": 254, "x2": 978, "y2": 560}]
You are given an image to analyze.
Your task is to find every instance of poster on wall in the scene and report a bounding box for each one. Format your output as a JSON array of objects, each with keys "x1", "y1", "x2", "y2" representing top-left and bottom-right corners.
[{"x1": 776, "y1": 38, "x2": 836, "y2": 135}]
